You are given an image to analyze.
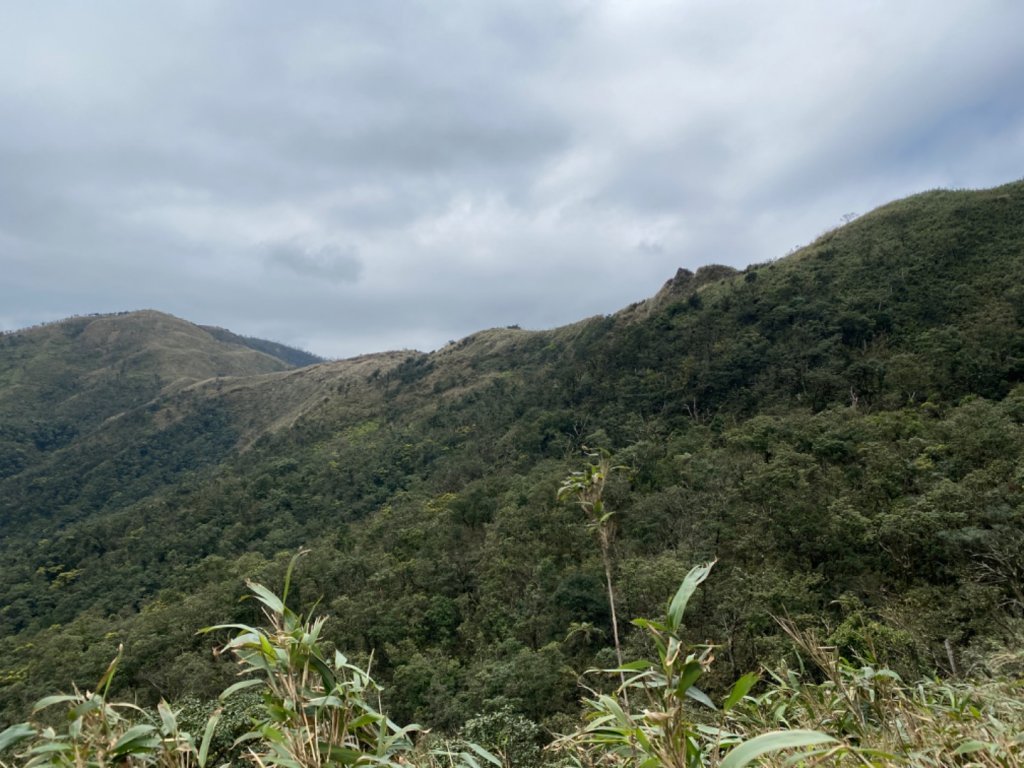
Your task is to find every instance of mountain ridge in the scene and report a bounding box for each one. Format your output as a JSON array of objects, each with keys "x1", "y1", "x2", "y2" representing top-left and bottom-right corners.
[{"x1": 1, "y1": 179, "x2": 1022, "y2": 727}]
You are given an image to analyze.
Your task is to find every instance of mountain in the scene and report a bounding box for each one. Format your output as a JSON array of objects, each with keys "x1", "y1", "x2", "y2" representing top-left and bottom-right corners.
[
  {"x1": 0, "y1": 181, "x2": 1022, "y2": 728},
  {"x1": 198, "y1": 324, "x2": 324, "y2": 368},
  {"x1": 0, "y1": 310, "x2": 295, "y2": 424},
  {"x1": 0, "y1": 311, "x2": 331, "y2": 526}
]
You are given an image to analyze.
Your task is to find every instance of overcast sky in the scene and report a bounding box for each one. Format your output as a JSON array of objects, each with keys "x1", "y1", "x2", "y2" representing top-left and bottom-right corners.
[{"x1": 1, "y1": 2, "x2": 1022, "y2": 358}]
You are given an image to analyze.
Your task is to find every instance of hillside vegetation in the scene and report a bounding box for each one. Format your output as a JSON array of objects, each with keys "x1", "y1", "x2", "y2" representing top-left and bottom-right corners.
[{"x1": 1, "y1": 181, "x2": 1022, "y2": 751}]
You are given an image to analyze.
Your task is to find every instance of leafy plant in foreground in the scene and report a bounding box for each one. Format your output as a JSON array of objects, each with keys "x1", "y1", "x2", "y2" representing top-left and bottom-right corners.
[
  {"x1": 1, "y1": 552, "x2": 497, "y2": 768},
  {"x1": 202, "y1": 551, "x2": 497, "y2": 768},
  {"x1": 552, "y1": 562, "x2": 838, "y2": 767},
  {"x1": 732, "y1": 620, "x2": 1024, "y2": 766},
  {"x1": 0, "y1": 648, "x2": 220, "y2": 767}
]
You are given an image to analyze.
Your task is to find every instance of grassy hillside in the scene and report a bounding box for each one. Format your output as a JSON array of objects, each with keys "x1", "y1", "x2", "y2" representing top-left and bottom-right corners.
[{"x1": 0, "y1": 182, "x2": 1022, "y2": 731}]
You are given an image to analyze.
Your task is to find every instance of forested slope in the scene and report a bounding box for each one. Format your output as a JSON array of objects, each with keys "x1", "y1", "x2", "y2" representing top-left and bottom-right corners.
[{"x1": 1, "y1": 181, "x2": 1022, "y2": 730}]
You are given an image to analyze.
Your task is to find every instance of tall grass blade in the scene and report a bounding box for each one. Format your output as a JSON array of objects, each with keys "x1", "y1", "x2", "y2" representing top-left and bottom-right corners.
[
  {"x1": 463, "y1": 740, "x2": 502, "y2": 766},
  {"x1": 723, "y1": 672, "x2": 760, "y2": 712},
  {"x1": 97, "y1": 644, "x2": 123, "y2": 697},
  {"x1": 198, "y1": 709, "x2": 221, "y2": 767},
  {"x1": 667, "y1": 561, "x2": 715, "y2": 632},
  {"x1": 281, "y1": 548, "x2": 308, "y2": 607},
  {"x1": 31, "y1": 694, "x2": 79, "y2": 712},
  {"x1": 719, "y1": 729, "x2": 836, "y2": 768},
  {"x1": 219, "y1": 678, "x2": 263, "y2": 699}
]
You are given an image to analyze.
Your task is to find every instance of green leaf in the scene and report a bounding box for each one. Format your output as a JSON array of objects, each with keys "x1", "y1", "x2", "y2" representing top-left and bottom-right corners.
[
  {"x1": 28, "y1": 741, "x2": 75, "y2": 755},
  {"x1": 197, "y1": 622, "x2": 258, "y2": 636},
  {"x1": 281, "y1": 548, "x2": 308, "y2": 607},
  {"x1": 219, "y1": 678, "x2": 263, "y2": 699},
  {"x1": 953, "y1": 739, "x2": 990, "y2": 755},
  {"x1": 631, "y1": 618, "x2": 668, "y2": 632},
  {"x1": 672, "y1": 659, "x2": 704, "y2": 699},
  {"x1": 111, "y1": 724, "x2": 159, "y2": 757},
  {"x1": 308, "y1": 695, "x2": 346, "y2": 709},
  {"x1": 719, "y1": 730, "x2": 837, "y2": 768},
  {"x1": 616, "y1": 659, "x2": 655, "y2": 671},
  {"x1": 198, "y1": 709, "x2": 221, "y2": 768},
  {"x1": 684, "y1": 685, "x2": 716, "y2": 710},
  {"x1": 157, "y1": 701, "x2": 178, "y2": 735},
  {"x1": 31, "y1": 694, "x2": 79, "y2": 713},
  {"x1": 246, "y1": 581, "x2": 285, "y2": 615},
  {"x1": 851, "y1": 747, "x2": 899, "y2": 762},
  {"x1": 257, "y1": 632, "x2": 276, "y2": 661},
  {"x1": 347, "y1": 713, "x2": 384, "y2": 729},
  {"x1": 463, "y1": 740, "x2": 502, "y2": 767},
  {"x1": 96, "y1": 646, "x2": 123, "y2": 697},
  {"x1": 310, "y1": 655, "x2": 337, "y2": 691},
  {"x1": 0, "y1": 723, "x2": 35, "y2": 753},
  {"x1": 667, "y1": 561, "x2": 715, "y2": 632},
  {"x1": 723, "y1": 672, "x2": 760, "y2": 711},
  {"x1": 257, "y1": 722, "x2": 287, "y2": 745},
  {"x1": 71, "y1": 696, "x2": 103, "y2": 720},
  {"x1": 595, "y1": 694, "x2": 631, "y2": 729},
  {"x1": 325, "y1": 743, "x2": 368, "y2": 765}
]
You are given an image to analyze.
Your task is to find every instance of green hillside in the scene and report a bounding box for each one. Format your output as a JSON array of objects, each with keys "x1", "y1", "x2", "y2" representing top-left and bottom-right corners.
[
  {"x1": 199, "y1": 324, "x2": 325, "y2": 368},
  {"x1": 1, "y1": 181, "x2": 1022, "y2": 738},
  {"x1": 0, "y1": 311, "x2": 324, "y2": 534}
]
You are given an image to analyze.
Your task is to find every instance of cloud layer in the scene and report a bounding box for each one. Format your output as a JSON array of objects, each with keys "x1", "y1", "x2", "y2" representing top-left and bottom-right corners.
[{"x1": 2, "y1": 1, "x2": 1023, "y2": 357}]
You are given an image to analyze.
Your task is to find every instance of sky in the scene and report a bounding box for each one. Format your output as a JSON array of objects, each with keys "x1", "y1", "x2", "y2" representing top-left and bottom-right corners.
[{"x1": 1, "y1": 2, "x2": 1023, "y2": 359}]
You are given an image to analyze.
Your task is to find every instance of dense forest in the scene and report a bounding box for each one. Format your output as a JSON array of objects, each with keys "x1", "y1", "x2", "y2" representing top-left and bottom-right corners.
[{"x1": 1, "y1": 181, "x2": 1023, "y2": 764}]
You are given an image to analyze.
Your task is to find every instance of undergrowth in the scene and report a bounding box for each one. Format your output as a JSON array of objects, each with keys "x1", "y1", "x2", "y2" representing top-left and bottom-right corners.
[{"x1": 1, "y1": 555, "x2": 1021, "y2": 767}]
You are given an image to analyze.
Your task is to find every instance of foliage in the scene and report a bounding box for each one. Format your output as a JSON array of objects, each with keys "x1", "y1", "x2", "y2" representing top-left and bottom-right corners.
[
  {"x1": 555, "y1": 566, "x2": 1024, "y2": 767},
  {"x1": 1, "y1": 181, "x2": 1024, "y2": 735},
  {"x1": 1, "y1": 556, "x2": 498, "y2": 768},
  {"x1": 731, "y1": 623, "x2": 1024, "y2": 766},
  {"x1": 462, "y1": 708, "x2": 543, "y2": 768},
  {"x1": 2, "y1": 558, "x2": 1022, "y2": 767},
  {"x1": 553, "y1": 562, "x2": 838, "y2": 768},
  {"x1": 0, "y1": 649, "x2": 220, "y2": 768},
  {"x1": 202, "y1": 552, "x2": 496, "y2": 767}
]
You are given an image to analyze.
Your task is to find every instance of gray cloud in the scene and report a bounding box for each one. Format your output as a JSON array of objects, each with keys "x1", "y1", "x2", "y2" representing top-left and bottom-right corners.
[
  {"x1": 1, "y1": 1, "x2": 1023, "y2": 357},
  {"x1": 264, "y1": 241, "x2": 363, "y2": 284}
]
